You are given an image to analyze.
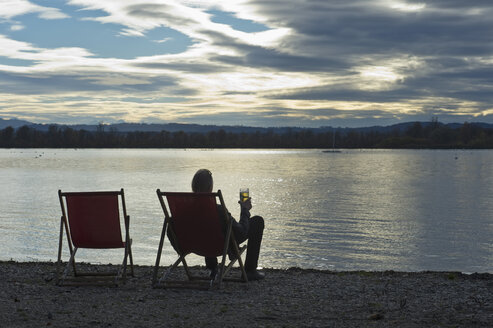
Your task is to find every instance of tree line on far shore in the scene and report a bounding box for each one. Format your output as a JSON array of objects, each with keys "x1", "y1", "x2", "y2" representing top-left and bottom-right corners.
[{"x1": 0, "y1": 121, "x2": 493, "y2": 149}]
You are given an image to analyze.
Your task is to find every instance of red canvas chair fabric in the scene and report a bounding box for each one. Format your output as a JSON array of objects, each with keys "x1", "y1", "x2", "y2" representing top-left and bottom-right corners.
[
  {"x1": 57, "y1": 189, "x2": 134, "y2": 285},
  {"x1": 153, "y1": 190, "x2": 248, "y2": 289}
]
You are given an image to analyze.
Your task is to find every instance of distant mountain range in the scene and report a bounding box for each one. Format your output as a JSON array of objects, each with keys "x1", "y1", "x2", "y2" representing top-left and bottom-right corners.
[{"x1": 1, "y1": 117, "x2": 492, "y2": 134}]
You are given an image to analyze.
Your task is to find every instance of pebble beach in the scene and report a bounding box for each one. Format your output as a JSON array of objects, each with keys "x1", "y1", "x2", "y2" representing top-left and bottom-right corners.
[{"x1": 2, "y1": 261, "x2": 493, "y2": 327}]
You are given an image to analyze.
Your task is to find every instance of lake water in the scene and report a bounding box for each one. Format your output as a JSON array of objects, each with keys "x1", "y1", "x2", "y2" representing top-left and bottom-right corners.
[{"x1": 1, "y1": 148, "x2": 492, "y2": 273}]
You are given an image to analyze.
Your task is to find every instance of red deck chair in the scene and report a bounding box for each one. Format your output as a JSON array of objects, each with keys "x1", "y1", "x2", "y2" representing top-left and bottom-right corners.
[
  {"x1": 57, "y1": 189, "x2": 134, "y2": 286},
  {"x1": 153, "y1": 190, "x2": 248, "y2": 289}
]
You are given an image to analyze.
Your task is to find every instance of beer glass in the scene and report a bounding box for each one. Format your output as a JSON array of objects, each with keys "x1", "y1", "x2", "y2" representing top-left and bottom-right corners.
[{"x1": 239, "y1": 188, "x2": 249, "y2": 202}]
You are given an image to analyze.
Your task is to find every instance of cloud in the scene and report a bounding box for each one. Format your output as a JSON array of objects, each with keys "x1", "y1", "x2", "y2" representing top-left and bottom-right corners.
[
  {"x1": 1, "y1": 0, "x2": 493, "y2": 127},
  {"x1": 0, "y1": 68, "x2": 195, "y2": 95},
  {"x1": 0, "y1": 0, "x2": 69, "y2": 20},
  {"x1": 132, "y1": 60, "x2": 230, "y2": 74},
  {"x1": 10, "y1": 24, "x2": 25, "y2": 31}
]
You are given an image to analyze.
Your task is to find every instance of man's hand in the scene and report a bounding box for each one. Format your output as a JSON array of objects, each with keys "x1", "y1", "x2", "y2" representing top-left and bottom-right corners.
[{"x1": 239, "y1": 198, "x2": 252, "y2": 211}]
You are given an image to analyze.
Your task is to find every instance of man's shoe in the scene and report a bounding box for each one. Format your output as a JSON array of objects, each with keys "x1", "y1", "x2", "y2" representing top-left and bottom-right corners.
[
  {"x1": 228, "y1": 252, "x2": 237, "y2": 262},
  {"x1": 209, "y1": 267, "x2": 218, "y2": 280},
  {"x1": 246, "y1": 270, "x2": 265, "y2": 281}
]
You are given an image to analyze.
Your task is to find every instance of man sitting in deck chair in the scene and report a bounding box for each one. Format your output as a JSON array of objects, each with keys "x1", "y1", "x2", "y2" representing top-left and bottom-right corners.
[{"x1": 191, "y1": 169, "x2": 265, "y2": 281}]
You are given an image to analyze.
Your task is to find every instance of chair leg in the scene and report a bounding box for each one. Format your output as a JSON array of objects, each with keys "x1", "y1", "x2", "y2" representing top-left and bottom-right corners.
[
  {"x1": 128, "y1": 240, "x2": 135, "y2": 277},
  {"x1": 223, "y1": 245, "x2": 247, "y2": 278},
  {"x1": 181, "y1": 257, "x2": 193, "y2": 280},
  {"x1": 60, "y1": 247, "x2": 78, "y2": 284},
  {"x1": 56, "y1": 217, "x2": 64, "y2": 284},
  {"x1": 158, "y1": 255, "x2": 184, "y2": 285},
  {"x1": 237, "y1": 251, "x2": 248, "y2": 282},
  {"x1": 153, "y1": 217, "x2": 169, "y2": 286},
  {"x1": 119, "y1": 250, "x2": 129, "y2": 284},
  {"x1": 119, "y1": 240, "x2": 134, "y2": 283}
]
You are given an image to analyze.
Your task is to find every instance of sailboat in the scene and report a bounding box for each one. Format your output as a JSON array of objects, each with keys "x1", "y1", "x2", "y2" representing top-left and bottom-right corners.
[{"x1": 322, "y1": 130, "x2": 341, "y2": 153}]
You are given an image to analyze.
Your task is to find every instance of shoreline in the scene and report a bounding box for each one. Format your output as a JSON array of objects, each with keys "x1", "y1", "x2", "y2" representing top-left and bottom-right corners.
[{"x1": 2, "y1": 261, "x2": 493, "y2": 327}]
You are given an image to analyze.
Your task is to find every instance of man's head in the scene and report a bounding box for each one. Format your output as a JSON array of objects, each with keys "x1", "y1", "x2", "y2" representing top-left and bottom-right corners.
[{"x1": 191, "y1": 169, "x2": 213, "y2": 192}]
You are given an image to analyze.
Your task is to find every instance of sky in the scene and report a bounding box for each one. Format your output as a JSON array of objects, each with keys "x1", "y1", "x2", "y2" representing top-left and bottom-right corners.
[{"x1": 0, "y1": 0, "x2": 493, "y2": 128}]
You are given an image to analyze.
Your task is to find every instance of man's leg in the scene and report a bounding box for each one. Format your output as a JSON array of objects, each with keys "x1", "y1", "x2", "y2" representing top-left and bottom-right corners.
[
  {"x1": 205, "y1": 257, "x2": 218, "y2": 278},
  {"x1": 244, "y1": 216, "x2": 264, "y2": 273}
]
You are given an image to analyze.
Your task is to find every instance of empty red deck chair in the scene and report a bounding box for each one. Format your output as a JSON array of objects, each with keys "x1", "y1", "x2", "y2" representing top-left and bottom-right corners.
[
  {"x1": 153, "y1": 190, "x2": 248, "y2": 289},
  {"x1": 57, "y1": 189, "x2": 134, "y2": 285}
]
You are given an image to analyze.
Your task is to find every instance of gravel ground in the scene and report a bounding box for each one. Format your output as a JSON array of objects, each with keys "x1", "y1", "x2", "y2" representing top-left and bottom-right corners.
[{"x1": 2, "y1": 261, "x2": 493, "y2": 327}]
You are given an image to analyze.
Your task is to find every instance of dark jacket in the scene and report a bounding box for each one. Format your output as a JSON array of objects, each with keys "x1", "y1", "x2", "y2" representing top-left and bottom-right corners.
[{"x1": 217, "y1": 204, "x2": 250, "y2": 244}]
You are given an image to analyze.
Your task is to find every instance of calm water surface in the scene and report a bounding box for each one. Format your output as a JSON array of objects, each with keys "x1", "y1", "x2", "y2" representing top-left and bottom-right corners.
[{"x1": 1, "y1": 148, "x2": 492, "y2": 272}]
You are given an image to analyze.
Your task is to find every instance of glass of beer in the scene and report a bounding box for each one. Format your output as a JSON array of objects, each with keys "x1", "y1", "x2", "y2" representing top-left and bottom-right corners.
[{"x1": 239, "y1": 188, "x2": 249, "y2": 202}]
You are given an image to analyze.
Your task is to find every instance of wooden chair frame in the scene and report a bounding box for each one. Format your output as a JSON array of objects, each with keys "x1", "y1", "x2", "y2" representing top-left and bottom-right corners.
[
  {"x1": 57, "y1": 189, "x2": 134, "y2": 286},
  {"x1": 153, "y1": 190, "x2": 248, "y2": 289}
]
